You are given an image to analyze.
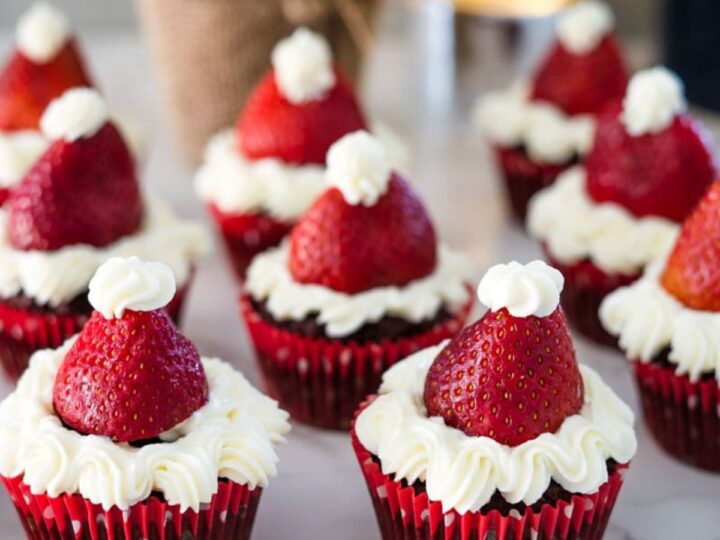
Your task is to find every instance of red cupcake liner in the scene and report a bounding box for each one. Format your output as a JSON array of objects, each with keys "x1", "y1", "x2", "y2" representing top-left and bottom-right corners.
[
  {"x1": 544, "y1": 249, "x2": 639, "y2": 347},
  {"x1": 634, "y1": 360, "x2": 720, "y2": 472},
  {"x1": 0, "y1": 282, "x2": 191, "y2": 381},
  {"x1": 208, "y1": 204, "x2": 293, "y2": 281},
  {"x1": 494, "y1": 146, "x2": 573, "y2": 223},
  {"x1": 2, "y1": 475, "x2": 261, "y2": 540},
  {"x1": 351, "y1": 397, "x2": 629, "y2": 540},
  {"x1": 241, "y1": 293, "x2": 473, "y2": 430}
]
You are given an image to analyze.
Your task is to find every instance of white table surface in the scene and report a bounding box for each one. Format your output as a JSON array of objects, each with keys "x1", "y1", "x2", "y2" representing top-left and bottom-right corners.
[{"x1": 0, "y1": 2, "x2": 719, "y2": 539}]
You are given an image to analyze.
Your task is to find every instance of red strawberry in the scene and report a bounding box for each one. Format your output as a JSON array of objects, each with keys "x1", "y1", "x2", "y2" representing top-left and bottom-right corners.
[
  {"x1": 585, "y1": 107, "x2": 716, "y2": 222},
  {"x1": 0, "y1": 41, "x2": 93, "y2": 132},
  {"x1": 424, "y1": 307, "x2": 584, "y2": 446},
  {"x1": 54, "y1": 309, "x2": 208, "y2": 442},
  {"x1": 237, "y1": 66, "x2": 367, "y2": 166},
  {"x1": 531, "y1": 36, "x2": 627, "y2": 116},
  {"x1": 289, "y1": 175, "x2": 437, "y2": 293},
  {"x1": 661, "y1": 181, "x2": 720, "y2": 310},
  {"x1": 7, "y1": 122, "x2": 142, "y2": 251}
]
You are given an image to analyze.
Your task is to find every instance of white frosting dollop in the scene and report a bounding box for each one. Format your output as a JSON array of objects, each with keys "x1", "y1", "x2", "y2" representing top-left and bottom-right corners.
[
  {"x1": 557, "y1": 1, "x2": 614, "y2": 55},
  {"x1": 88, "y1": 257, "x2": 176, "y2": 319},
  {"x1": 271, "y1": 28, "x2": 335, "y2": 104},
  {"x1": 0, "y1": 339, "x2": 290, "y2": 512},
  {"x1": 600, "y1": 262, "x2": 720, "y2": 383},
  {"x1": 246, "y1": 243, "x2": 472, "y2": 338},
  {"x1": 0, "y1": 197, "x2": 210, "y2": 307},
  {"x1": 527, "y1": 167, "x2": 679, "y2": 274},
  {"x1": 621, "y1": 67, "x2": 686, "y2": 137},
  {"x1": 16, "y1": 2, "x2": 70, "y2": 63},
  {"x1": 40, "y1": 88, "x2": 109, "y2": 142},
  {"x1": 326, "y1": 131, "x2": 392, "y2": 206},
  {"x1": 355, "y1": 343, "x2": 636, "y2": 513},
  {"x1": 478, "y1": 260, "x2": 563, "y2": 317},
  {"x1": 0, "y1": 131, "x2": 48, "y2": 188}
]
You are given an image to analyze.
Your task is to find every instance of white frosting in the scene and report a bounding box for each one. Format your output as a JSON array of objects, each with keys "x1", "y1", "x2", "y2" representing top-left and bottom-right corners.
[
  {"x1": 0, "y1": 197, "x2": 210, "y2": 307},
  {"x1": 0, "y1": 339, "x2": 290, "y2": 511},
  {"x1": 15, "y1": 2, "x2": 70, "y2": 63},
  {"x1": 271, "y1": 28, "x2": 335, "y2": 104},
  {"x1": 600, "y1": 262, "x2": 720, "y2": 383},
  {"x1": 621, "y1": 67, "x2": 686, "y2": 137},
  {"x1": 527, "y1": 167, "x2": 679, "y2": 274},
  {"x1": 88, "y1": 257, "x2": 176, "y2": 319},
  {"x1": 557, "y1": 1, "x2": 614, "y2": 55},
  {"x1": 0, "y1": 131, "x2": 48, "y2": 188},
  {"x1": 474, "y1": 85, "x2": 594, "y2": 164},
  {"x1": 246, "y1": 243, "x2": 472, "y2": 338},
  {"x1": 478, "y1": 260, "x2": 563, "y2": 317},
  {"x1": 326, "y1": 131, "x2": 391, "y2": 206},
  {"x1": 355, "y1": 343, "x2": 637, "y2": 513},
  {"x1": 40, "y1": 88, "x2": 109, "y2": 142}
]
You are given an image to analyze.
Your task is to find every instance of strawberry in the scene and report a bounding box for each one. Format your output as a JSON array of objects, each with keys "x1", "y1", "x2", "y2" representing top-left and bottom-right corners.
[
  {"x1": 53, "y1": 309, "x2": 208, "y2": 442},
  {"x1": 661, "y1": 182, "x2": 720, "y2": 310},
  {"x1": 424, "y1": 307, "x2": 584, "y2": 446},
  {"x1": 530, "y1": 36, "x2": 627, "y2": 116},
  {"x1": 585, "y1": 107, "x2": 716, "y2": 222},
  {"x1": 7, "y1": 122, "x2": 142, "y2": 251},
  {"x1": 289, "y1": 175, "x2": 437, "y2": 293},
  {"x1": 237, "y1": 66, "x2": 367, "y2": 166},
  {"x1": 0, "y1": 41, "x2": 93, "y2": 132}
]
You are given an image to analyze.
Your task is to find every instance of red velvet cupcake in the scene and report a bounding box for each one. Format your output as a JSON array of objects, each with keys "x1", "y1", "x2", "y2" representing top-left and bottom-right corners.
[
  {"x1": 242, "y1": 131, "x2": 473, "y2": 430},
  {"x1": 601, "y1": 182, "x2": 720, "y2": 472},
  {"x1": 528, "y1": 67, "x2": 716, "y2": 345},
  {"x1": 475, "y1": 0, "x2": 628, "y2": 222},
  {"x1": 353, "y1": 260, "x2": 637, "y2": 539}
]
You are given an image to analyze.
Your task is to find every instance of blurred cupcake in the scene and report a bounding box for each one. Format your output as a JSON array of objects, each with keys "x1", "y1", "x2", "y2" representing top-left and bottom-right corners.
[
  {"x1": 195, "y1": 28, "x2": 406, "y2": 280},
  {"x1": 474, "y1": 0, "x2": 628, "y2": 221},
  {"x1": 242, "y1": 131, "x2": 472, "y2": 430},
  {"x1": 528, "y1": 67, "x2": 716, "y2": 345},
  {"x1": 0, "y1": 257, "x2": 290, "y2": 539},
  {"x1": 601, "y1": 181, "x2": 720, "y2": 472},
  {"x1": 0, "y1": 88, "x2": 209, "y2": 379},
  {"x1": 353, "y1": 260, "x2": 637, "y2": 539}
]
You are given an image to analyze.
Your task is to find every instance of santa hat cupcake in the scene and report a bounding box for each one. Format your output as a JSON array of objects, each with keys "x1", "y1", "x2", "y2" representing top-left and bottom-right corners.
[
  {"x1": 195, "y1": 28, "x2": 407, "y2": 280},
  {"x1": 0, "y1": 257, "x2": 290, "y2": 539},
  {"x1": 353, "y1": 260, "x2": 637, "y2": 539},
  {"x1": 475, "y1": 0, "x2": 628, "y2": 221},
  {"x1": 601, "y1": 181, "x2": 720, "y2": 471},
  {"x1": 242, "y1": 130, "x2": 472, "y2": 429},
  {"x1": 528, "y1": 66, "x2": 716, "y2": 345},
  {"x1": 0, "y1": 88, "x2": 209, "y2": 379}
]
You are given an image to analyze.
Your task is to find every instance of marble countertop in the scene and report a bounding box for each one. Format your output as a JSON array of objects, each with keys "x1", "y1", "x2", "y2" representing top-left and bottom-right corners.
[{"x1": 0, "y1": 2, "x2": 718, "y2": 539}]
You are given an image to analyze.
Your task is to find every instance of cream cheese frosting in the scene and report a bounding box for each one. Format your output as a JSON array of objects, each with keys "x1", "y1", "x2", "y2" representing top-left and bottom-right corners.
[
  {"x1": 527, "y1": 167, "x2": 678, "y2": 274},
  {"x1": 556, "y1": 1, "x2": 614, "y2": 55},
  {"x1": 0, "y1": 338, "x2": 291, "y2": 512},
  {"x1": 621, "y1": 67, "x2": 686, "y2": 137},
  {"x1": 600, "y1": 261, "x2": 720, "y2": 383},
  {"x1": 245, "y1": 243, "x2": 472, "y2": 337},
  {"x1": 41, "y1": 88, "x2": 109, "y2": 142},
  {"x1": 355, "y1": 342, "x2": 637, "y2": 513},
  {"x1": 16, "y1": 2, "x2": 71, "y2": 63},
  {"x1": 0, "y1": 131, "x2": 48, "y2": 188},
  {"x1": 0, "y1": 197, "x2": 210, "y2": 307}
]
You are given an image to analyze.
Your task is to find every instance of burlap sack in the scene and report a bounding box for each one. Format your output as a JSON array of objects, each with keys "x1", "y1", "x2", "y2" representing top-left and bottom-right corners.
[{"x1": 134, "y1": 0, "x2": 382, "y2": 166}]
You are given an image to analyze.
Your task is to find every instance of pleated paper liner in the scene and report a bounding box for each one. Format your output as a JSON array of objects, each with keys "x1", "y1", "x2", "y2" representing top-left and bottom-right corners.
[
  {"x1": 351, "y1": 397, "x2": 629, "y2": 540},
  {"x1": 634, "y1": 359, "x2": 720, "y2": 472},
  {"x1": 2, "y1": 475, "x2": 261, "y2": 540},
  {"x1": 241, "y1": 293, "x2": 473, "y2": 430},
  {"x1": 208, "y1": 204, "x2": 293, "y2": 281},
  {"x1": 494, "y1": 146, "x2": 574, "y2": 223}
]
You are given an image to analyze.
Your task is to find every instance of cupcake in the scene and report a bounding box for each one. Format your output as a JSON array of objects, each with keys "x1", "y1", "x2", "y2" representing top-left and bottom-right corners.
[
  {"x1": 0, "y1": 257, "x2": 290, "y2": 539},
  {"x1": 353, "y1": 260, "x2": 637, "y2": 539},
  {"x1": 601, "y1": 181, "x2": 720, "y2": 472},
  {"x1": 528, "y1": 67, "x2": 716, "y2": 345},
  {"x1": 242, "y1": 131, "x2": 473, "y2": 430},
  {"x1": 0, "y1": 88, "x2": 209, "y2": 379},
  {"x1": 474, "y1": 0, "x2": 628, "y2": 222},
  {"x1": 195, "y1": 28, "x2": 406, "y2": 280}
]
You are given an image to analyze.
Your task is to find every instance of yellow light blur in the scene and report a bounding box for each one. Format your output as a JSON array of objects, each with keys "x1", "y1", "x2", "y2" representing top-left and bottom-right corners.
[{"x1": 452, "y1": 0, "x2": 575, "y2": 17}]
